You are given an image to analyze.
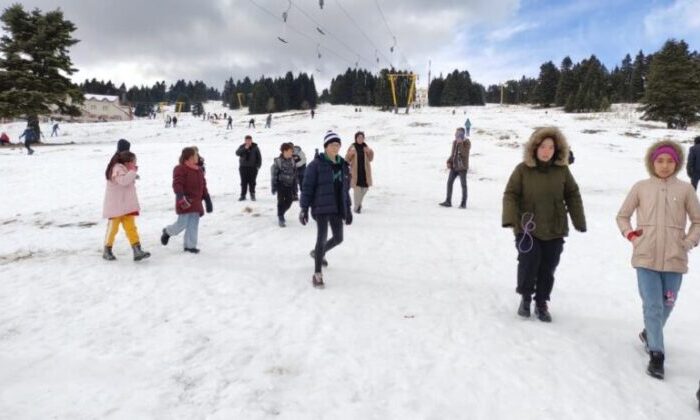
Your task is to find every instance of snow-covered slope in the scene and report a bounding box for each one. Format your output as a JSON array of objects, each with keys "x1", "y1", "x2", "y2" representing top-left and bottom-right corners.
[{"x1": 1, "y1": 103, "x2": 699, "y2": 419}]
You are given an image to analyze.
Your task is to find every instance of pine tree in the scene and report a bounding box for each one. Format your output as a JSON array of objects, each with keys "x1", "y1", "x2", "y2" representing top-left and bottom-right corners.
[
  {"x1": 0, "y1": 5, "x2": 83, "y2": 132},
  {"x1": 535, "y1": 61, "x2": 560, "y2": 107},
  {"x1": 641, "y1": 39, "x2": 700, "y2": 127},
  {"x1": 555, "y1": 57, "x2": 575, "y2": 106},
  {"x1": 630, "y1": 50, "x2": 647, "y2": 102}
]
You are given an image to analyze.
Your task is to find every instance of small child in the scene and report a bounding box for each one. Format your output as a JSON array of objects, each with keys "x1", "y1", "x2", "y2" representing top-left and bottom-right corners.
[
  {"x1": 617, "y1": 140, "x2": 700, "y2": 380},
  {"x1": 161, "y1": 147, "x2": 211, "y2": 253},
  {"x1": 102, "y1": 151, "x2": 150, "y2": 261},
  {"x1": 271, "y1": 142, "x2": 297, "y2": 227}
]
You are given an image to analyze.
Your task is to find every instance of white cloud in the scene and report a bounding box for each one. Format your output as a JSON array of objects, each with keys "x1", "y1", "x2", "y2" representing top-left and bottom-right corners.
[
  {"x1": 644, "y1": 0, "x2": 700, "y2": 39},
  {"x1": 486, "y1": 22, "x2": 539, "y2": 43}
]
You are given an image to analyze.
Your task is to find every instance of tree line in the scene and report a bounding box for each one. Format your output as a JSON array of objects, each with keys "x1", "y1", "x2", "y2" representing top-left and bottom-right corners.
[{"x1": 222, "y1": 72, "x2": 318, "y2": 115}]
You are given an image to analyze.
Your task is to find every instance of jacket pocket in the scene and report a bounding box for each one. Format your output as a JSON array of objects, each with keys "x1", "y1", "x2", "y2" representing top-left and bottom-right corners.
[{"x1": 666, "y1": 227, "x2": 687, "y2": 263}]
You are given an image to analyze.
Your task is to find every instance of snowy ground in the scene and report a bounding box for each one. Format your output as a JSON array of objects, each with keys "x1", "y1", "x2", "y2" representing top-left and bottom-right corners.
[{"x1": 1, "y1": 103, "x2": 700, "y2": 419}]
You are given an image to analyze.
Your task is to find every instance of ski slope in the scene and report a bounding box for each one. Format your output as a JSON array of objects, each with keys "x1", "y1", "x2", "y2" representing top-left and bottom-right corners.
[{"x1": 1, "y1": 103, "x2": 699, "y2": 419}]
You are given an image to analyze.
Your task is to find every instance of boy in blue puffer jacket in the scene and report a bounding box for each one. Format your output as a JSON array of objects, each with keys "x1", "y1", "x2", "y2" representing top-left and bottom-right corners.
[{"x1": 299, "y1": 131, "x2": 353, "y2": 288}]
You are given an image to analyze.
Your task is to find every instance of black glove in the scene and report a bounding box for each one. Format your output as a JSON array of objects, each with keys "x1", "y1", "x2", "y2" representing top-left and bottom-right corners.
[
  {"x1": 345, "y1": 211, "x2": 353, "y2": 225},
  {"x1": 204, "y1": 195, "x2": 213, "y2": 213},
  {"x1": 299, "y1": 209, "x2": 309, "y2": 226}
]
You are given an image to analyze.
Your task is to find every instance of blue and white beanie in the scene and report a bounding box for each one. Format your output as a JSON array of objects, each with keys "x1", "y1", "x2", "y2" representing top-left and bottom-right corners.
[{"x1": 323, "y1": 130, "x2": 341, "y2": 148}]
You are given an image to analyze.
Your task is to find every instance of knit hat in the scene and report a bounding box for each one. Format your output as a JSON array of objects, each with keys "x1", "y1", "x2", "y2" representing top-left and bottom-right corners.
[
  {"x1": 323, "y1": 130, "x2": 341, "y2": 148},
  {"x1": 651, "y1": 145, "x2": 680, "y2": 164},
  {"x1": 117, "y1": 138, "x2": 131, "y2": 152}
]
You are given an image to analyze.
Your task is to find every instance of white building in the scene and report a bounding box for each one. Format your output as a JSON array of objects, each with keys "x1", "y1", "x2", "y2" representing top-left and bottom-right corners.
[{"x1": 77, "y1": 94, "x2": 132, "y2": 122}]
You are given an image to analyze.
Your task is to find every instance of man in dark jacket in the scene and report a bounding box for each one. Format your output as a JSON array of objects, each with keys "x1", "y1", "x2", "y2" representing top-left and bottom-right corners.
[
  {"x1": 18, "y1": 126, "x2": 37, "y2": 155},
  {"x1": 686, "y1": 136, "x2": 700, "y2": 189},
  {"x1": 236, "y1": 135, "x2": 262, "y2": 200},
  {"x1": 299, "y1": 130, "x2": 352, "y2": 288}
]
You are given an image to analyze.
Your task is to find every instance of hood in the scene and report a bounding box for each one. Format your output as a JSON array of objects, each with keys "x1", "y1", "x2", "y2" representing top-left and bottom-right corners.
[
  {"x1": 645, "y1": 140, "x2": 684, "y2": 178},
  {"x1": 523, "y1": 127, "x2": 570, "y2": 168}
]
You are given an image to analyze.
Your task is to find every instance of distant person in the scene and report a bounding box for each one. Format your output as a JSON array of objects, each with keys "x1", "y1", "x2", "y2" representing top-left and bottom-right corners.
[
  {"x1": 172, "y1": 116, "x2": 178, "y2": 128},
  {"x1": 345, "y1": 131, "x2": 374, "y2": 213},
  {"x1": 248, "y1": 118, "x2": 255, "y2": 129},
  {"x1": 686, "y1": 136, "x2": 700, "y2": 189},
  {"x1": 0, "y1": 132, "x2": 10, "y2": 146},
  {"x1": 265, "y1": 113, "x2": 272, "y2": 128},
  {"x1": 18, "y1": 126, "x2": 37, "y2": 155},
  {"x1": 464, "y1": 118, "x2": 471, "y2": 136},
  {"x1": 165, "y1": 115, "x2": 172, "y2": 128},
  {"x1": 311, "y1": 109, "x2": 315, "y2": 119},
  {"x1": 51, "y1": 122, "x2": 59, "y2": 137},
  {"x1": 235, "y1": 135, "x2": 262, "y2": 201},
  {"x1": 227, "y1": 116, "x2": 233, "y2": 130},
  {"x1": 439, "y1": 127, "x2": 470, "y2": 209}
]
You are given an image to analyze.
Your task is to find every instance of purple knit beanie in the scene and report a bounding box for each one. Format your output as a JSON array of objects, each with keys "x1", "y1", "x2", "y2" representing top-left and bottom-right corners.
[{"x1": 651, "y1": 145, "x2": 679, "y2": 164}]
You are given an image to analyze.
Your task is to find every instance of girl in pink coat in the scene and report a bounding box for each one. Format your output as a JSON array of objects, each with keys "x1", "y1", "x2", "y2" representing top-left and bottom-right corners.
[{"x1": 102, "y1": 151, "x2": 151, "y2": 261}]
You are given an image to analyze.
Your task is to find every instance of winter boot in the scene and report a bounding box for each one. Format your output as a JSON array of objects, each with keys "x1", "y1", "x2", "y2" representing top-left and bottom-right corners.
[
  {"x1": 184, "y1": 248, "x2": 200, "y2": 254},
  {"x1": 132, "y1": 243, "x2": 151, "y2": 261},
  {"x1": 459, "y1": 200, "x2": 467, "y2": 209},
  {"x1": 238, "y1": 196, "x2": 246, "y2": 201},
  {"x1": 102, "y1": 246, "x2": 116, "y2": 261},
  {"x1": 534, "y1": 301, "x2": 552, "y2": 322},
  {"x1": 160, "y1": 228, "x2": 170, "y2": 246},
  {"x1": 439, "y1": 201, "x2": 451, "y2": 208},
  {"x1": 250, "y1": 192, "x2": 256, "y2": 201},
  {"x1": 355, "y1": 205, "x2": 362, "y2": 214},
  {"x1": 312, "y1": 272, "x2": 325, "y2": 289},
  {"x1": 517, "y1": 296, "x2": 531, "y2": 318},
  {"x1": 309, "y1": 249, "x2": 328, "y2": 267},
  {"x1": 639, "y1": 329, "x2": 649, "y2": 353},
  {"x1": 646, "y1": 351, "x2": 665, "y2": 379},
  {"x1": 278, "y1": 216, "x2": 286, "y2": 227}
]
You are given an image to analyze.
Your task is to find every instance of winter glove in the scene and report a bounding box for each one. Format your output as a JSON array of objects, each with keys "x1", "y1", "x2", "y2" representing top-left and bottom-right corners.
[
  {"x1": 626, "y1": 229, "x2": 643, "y2": 242},
  {"x1": 204, "y1": 195, "x2": 213, "y2": 213},
  {"x1": 682, "y1": 238, "x2": 696, "y2": 252},
  {"x1": 345, "y1": 211, "x2": 353, "y2": 226},
  {"x1": 299, "y1": 208, "x2": 309, "y2": 226},
  {"x1": 178, "y1": 197, "x2": 191, "y2": 210}
]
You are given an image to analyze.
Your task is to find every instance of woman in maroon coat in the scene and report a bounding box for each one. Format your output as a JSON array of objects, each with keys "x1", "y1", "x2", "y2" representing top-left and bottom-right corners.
[{"x1": 160, "y1": 147, "x2": 212, "y2": 253}]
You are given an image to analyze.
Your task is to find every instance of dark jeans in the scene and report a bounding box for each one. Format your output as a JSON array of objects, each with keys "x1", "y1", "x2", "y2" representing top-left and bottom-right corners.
[
  {"x1": 515, "y1": 235, "x2": 564, "y2": 302},
  {"x1": 24, "y1": 138, "x2": 34, "y2": 154},
  {"x1": 277, "y1": 184, "x2": 294, "y2": 219},
  {"x1": 314, "y1": 214, "x2": 344, "y2": 273},
  {"x1": 445, "y1": 169, "x2": 467, "y2": 205},
  {"x1": 239, "y1": 167, "x2": 258, "y2": 197}
]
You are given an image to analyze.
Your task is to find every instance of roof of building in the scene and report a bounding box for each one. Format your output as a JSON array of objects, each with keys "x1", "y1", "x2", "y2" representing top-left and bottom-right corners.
[{"x1": 84, "y1": 94, "x2": 120, "y2": 102}]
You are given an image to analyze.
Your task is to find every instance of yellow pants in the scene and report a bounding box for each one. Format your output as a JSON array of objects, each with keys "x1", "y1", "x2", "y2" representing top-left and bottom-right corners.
[{"x1": 104, "y1": 215, "x2": 140, "y2": 247}]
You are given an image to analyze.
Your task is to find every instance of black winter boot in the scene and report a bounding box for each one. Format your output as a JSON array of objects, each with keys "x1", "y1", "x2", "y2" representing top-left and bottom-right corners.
[
  {"x1": 184, "y1": 248, "x2": 200, "y2": 254},
  {"x1": 132, "y1": 243, "x2": 151, "y2": 261},
  {"x1": 517, "y1": 296, "x2": 531, "y2": 318},
  {"x1": 251, "y1": 192, "x2": 256, "y2": 201},
  {"x1": 647, "y1": 351, "x2": 664, "y2": 379},
  {"x1": 102, "y1": 246, "x2": 116, "y2": 261},
  {"x1": 161, "y1": 228, "x2": 170, "y2": 246},
  {"x1": 534, "y1": 301, "x2": 552, "y2": 323},
  {"x1": 439, "y1": 201, "x2": 451, "y2": 207},
  {"x1": 278, "y1": 216, "x2": 286, "y2": 227}
]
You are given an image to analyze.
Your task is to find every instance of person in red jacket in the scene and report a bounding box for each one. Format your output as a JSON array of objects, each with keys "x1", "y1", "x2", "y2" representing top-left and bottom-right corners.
[
  {"x1": 0, "y1": 132, "x2": 10, "y2": 145},
  {"x1": 160, "y1": 147, "x2": 212, "y2": 253}
]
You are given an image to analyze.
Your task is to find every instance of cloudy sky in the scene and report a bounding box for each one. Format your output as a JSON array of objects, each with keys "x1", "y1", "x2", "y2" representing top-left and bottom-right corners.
[{"x1": 6, "y1": 0, "x2": 700, "y2": 91}]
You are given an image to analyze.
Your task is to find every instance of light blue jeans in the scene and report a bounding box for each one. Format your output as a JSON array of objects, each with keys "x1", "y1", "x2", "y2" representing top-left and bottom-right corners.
[
  {"x1": 636, "y1": 267, "x2": 683, "y2": 353},
  {"x1": 165, "y1": 213, "x2": 200, "y2": 249}
]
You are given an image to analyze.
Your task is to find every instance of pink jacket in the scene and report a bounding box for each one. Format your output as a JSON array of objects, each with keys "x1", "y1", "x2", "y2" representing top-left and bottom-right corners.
[{"x1": 103, "y1": 163, "x2": 140, "y2": 219}]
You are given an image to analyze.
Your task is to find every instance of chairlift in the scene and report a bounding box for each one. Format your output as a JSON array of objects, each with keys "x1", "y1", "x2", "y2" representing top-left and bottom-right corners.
[
  {"x1": 278, "y1": 37, "x2": 288, "y2": 43},
  {"x1": 319, "y1": 0, "x2": 324, "y2": 9},
  {"x1": 282, "y1": 0, "x2": 291, "y2": 22},
  {"x1": 390, "y1": 36, "x2": 396, "y2": 53},
  {"x1": 316, "y1": 27, "x2": 325, "y2": 35}
]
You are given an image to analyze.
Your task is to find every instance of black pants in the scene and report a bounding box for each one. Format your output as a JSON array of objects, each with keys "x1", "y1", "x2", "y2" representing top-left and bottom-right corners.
[
  {"x1": 692, "y1": 176, "x2": 699, "y2": 190},
  {"x1": 445, "y1": 169, "x2": 467, "y2": 205},
  {"x1": 239, "y1": 167, "x2": 258, "y2": 197},
  {"x1": 277, "y1": 185, "x2": 294, "y2": 219},
  {"x1": 24, "y1": 139, "x2": 34, "y2": 154},
  {"x1": 515, "y1": 235, "x2": 564, "y2": 302},
  {"x1": 314, "y1": 214, "x2": 344, "y2": 273}
]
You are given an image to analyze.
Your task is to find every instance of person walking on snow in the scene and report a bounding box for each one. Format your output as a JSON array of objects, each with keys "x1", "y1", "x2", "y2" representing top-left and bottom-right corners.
[
  {"x1": 236, "y1": 135, "x2": 262, "y2": 201},
  {"x1": 440, "y1": 127, "x2": 471, "y2": 208},
  {"x1": 299, "y1": 131, "x2": 352, "y2": 288},
  {"x1": 51, "y1": 123, "x2": 59, "y2": 137},
  {"x1": 102, "y1": 150, "x2": 151, "y2": 261},
  {"x1": 345, "y1": 131, "x2": 374, "y2": 213},
  {"x1": 617, "y1": 140, "x2": 700, "y2": 380},
  {"x1": 18, "y1": 126, "x2": 37, "y2": 155},
  {"x1": 685, "y1": 136, "x2": 700, "y2": 190},
  {"x1": 465, "y1": 118, "x2": 471, "y2": 136},
  {"x1": 265, "y1": 113, "x2": 272, "y2": 128},
  {"x1": 160, "y1": 147, "x2": 212, "y2": 254},
  {"x1": 502, "y1": 127, "x2": 586, "y2": 322},
  {"x1": 248, "y1": 118, "x2": 255, "y2": 129},
  {"x1": 227, "y1": 116, "x2": 233, "y2": 130},
  {"x1": 271, "y1": 142, "x2": 297, "y2": 227}
]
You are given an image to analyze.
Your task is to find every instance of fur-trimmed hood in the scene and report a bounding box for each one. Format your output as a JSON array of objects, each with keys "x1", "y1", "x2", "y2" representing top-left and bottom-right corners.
[
  {"x1": 645, "y1": 140, "x2": 684, "y2": 178},
  {"x1": 523, "y1": 127, "x2": 570, "y2": 168}
]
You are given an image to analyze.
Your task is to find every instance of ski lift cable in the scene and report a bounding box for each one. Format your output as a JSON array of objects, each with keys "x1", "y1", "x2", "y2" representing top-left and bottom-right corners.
[
  {"x1": 373, "y1": 0, "x2": 410, "y2": 66},
  {"x1": 247, "y1": 0, "x2": 355, "y2": 66},
  {"x1": 290, "y1": 0, "x2": 375, "y2": 68},
  {"x1": 333, "y1": 0, "x2": 393, "y2": 66}
]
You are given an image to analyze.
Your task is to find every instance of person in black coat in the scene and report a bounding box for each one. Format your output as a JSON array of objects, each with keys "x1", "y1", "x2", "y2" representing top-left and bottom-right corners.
[
  {"x1": 686, "y1": 136, "x2": 700, "y2": 190},
  {"x1": 235, "y1": 135, "x2": 262, "y2": 200},
  {"x1": 299, "y1": 130, "x2": 352, "y2": 288}
]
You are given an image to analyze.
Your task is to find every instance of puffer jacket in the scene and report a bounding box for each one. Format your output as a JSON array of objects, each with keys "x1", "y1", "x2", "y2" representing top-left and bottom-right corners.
[{"x1": 617, "y1": 140, "x2": 700, "y2": 273}]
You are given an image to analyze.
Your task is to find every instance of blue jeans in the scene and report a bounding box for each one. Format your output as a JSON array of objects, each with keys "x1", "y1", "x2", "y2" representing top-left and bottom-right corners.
[
  {"x1": 636, "y1": 268, "x2": 683, "y2": 353},
  {"x1": 165, "y1": 213, "x2": 200, "y2": 249}
]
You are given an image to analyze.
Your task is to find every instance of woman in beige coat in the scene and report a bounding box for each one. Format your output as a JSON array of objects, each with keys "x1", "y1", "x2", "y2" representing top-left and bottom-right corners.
[
  {"x1": 617, "y1": 140, "x2": 700, "y2": 380},
  {"x1": 345, "y1": 131, "x2": 374, "y2": 213}
]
